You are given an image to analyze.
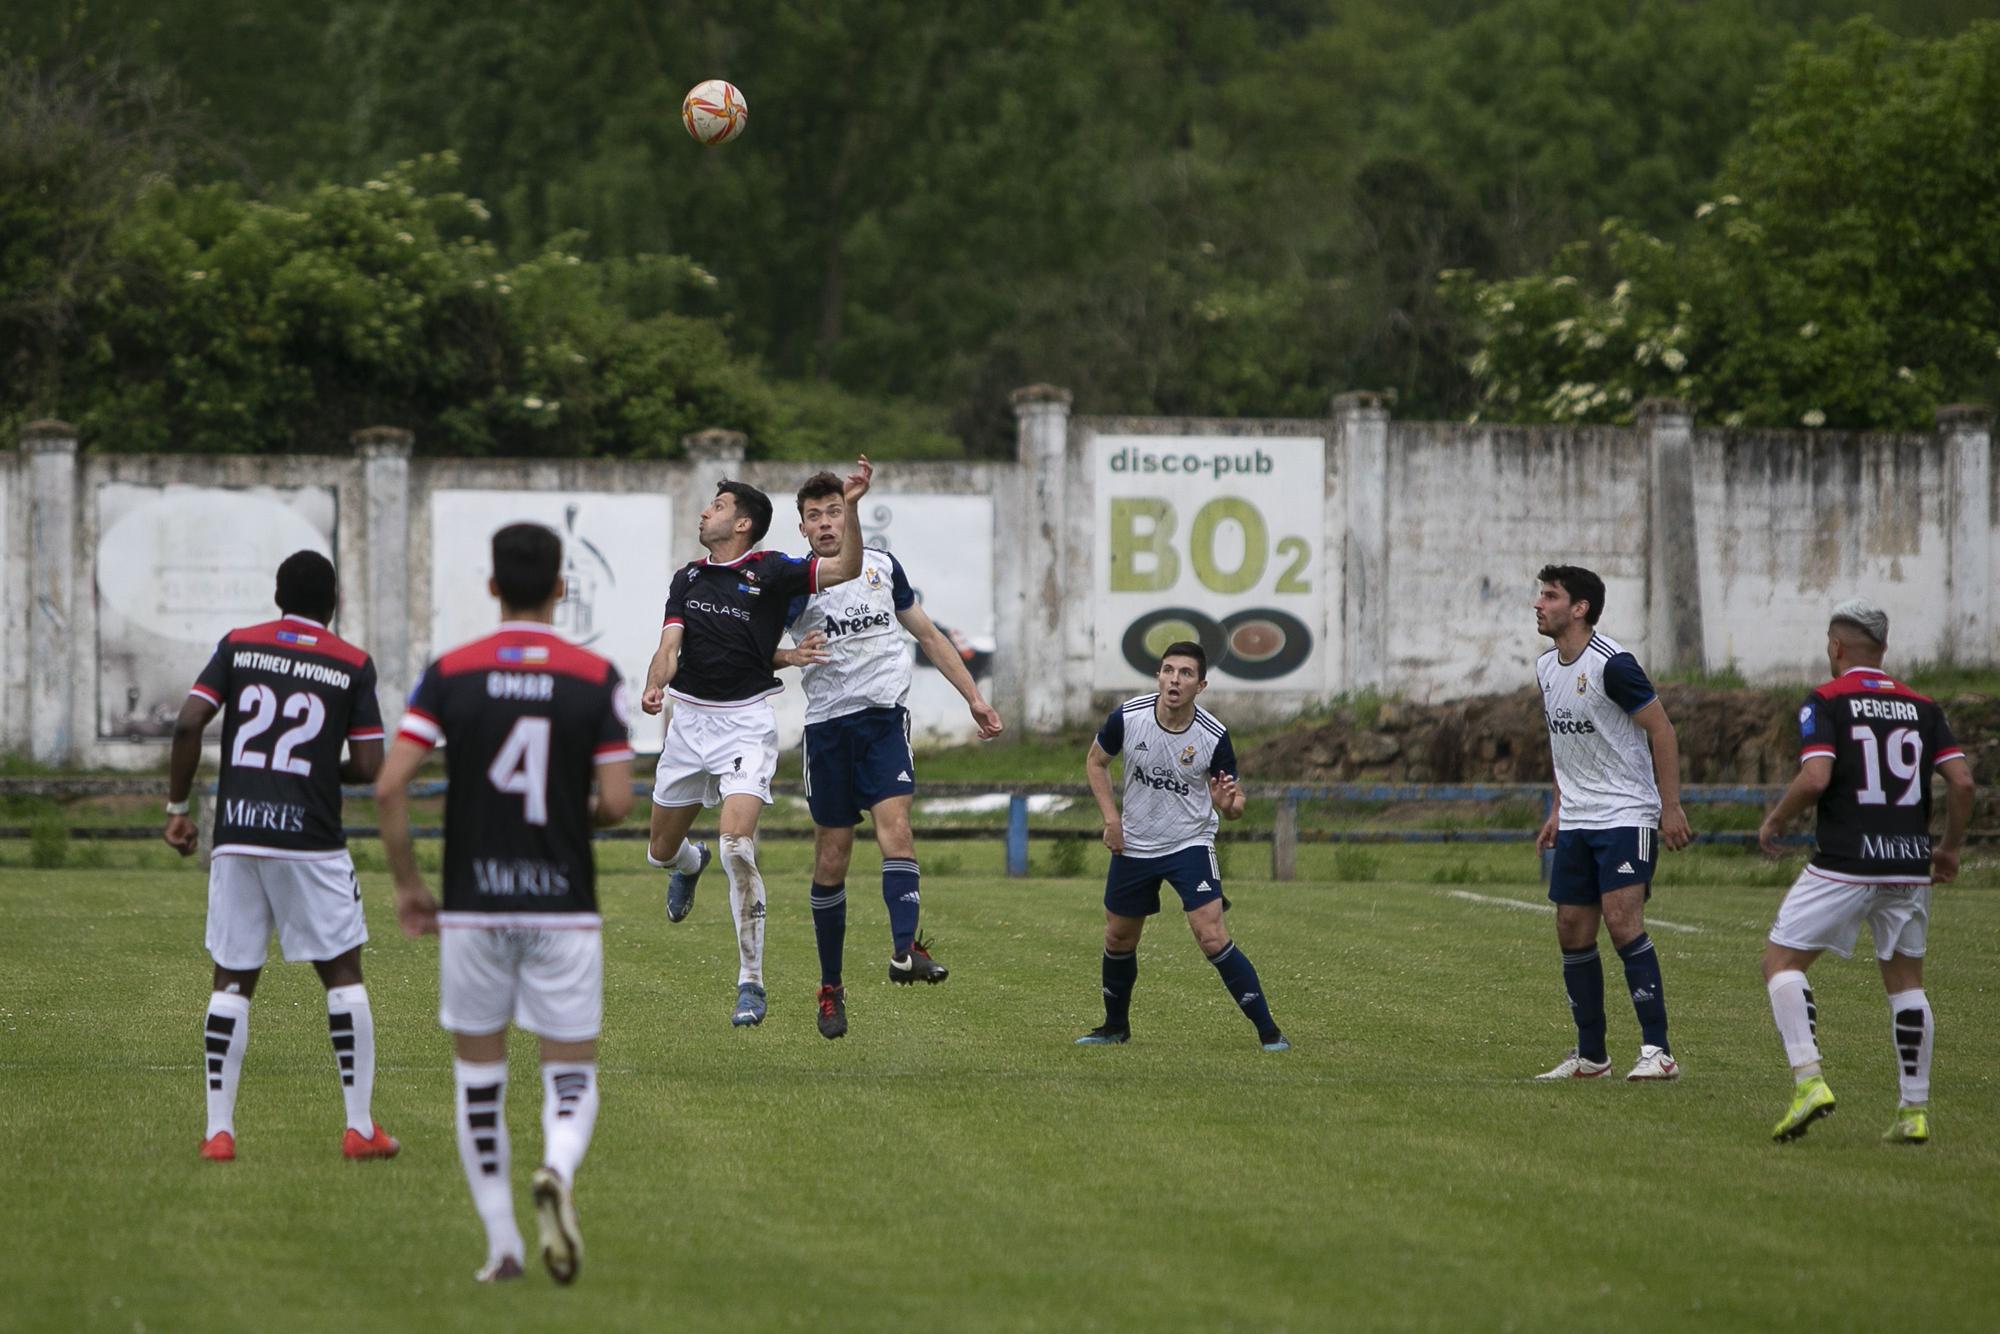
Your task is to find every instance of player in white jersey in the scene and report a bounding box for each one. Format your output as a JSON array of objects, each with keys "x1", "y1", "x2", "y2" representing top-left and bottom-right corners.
[
  {"x1": 1075, "y1": 642, "x2": 1287, "y2": 1051},
  {"x1": 777, "y1": 471, "x2": 1004, "y2": 1038},
  {"x1": 1531, "y1": 564, "x2": 1693, "y2": 1083}
]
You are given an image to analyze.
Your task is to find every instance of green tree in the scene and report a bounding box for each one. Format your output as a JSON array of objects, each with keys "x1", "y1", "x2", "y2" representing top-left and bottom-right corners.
[{"x1": 1450, "y1": 19, "x2": 2000, "y2": 428}]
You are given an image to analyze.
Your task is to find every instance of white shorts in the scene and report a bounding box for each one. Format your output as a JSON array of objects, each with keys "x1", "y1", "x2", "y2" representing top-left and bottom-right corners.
[
  {"x1": 206, "y1": 851, "x2": 366, "y2": 970},
  {"x1": 653, "y1": 695, "x2": 779, "y2": 808},
  {"x1": 438, "y1": 915, "x2": 604, "y2": 1041},
  {"x1": 1768, "y1": 867, "x2": 1931, "y2": 961}
]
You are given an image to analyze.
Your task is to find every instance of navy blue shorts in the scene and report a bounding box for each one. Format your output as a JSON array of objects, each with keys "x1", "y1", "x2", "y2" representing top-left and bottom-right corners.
[
  {"x1": 802, "y1": 707, "x2": 916, "y2": 828},
  {"x1": 1548, "y1": 827, "x2": 1657, "y2": 905},
  {"x1": 1104, "y1": 845, "x2": 1224, "y2": 918}
]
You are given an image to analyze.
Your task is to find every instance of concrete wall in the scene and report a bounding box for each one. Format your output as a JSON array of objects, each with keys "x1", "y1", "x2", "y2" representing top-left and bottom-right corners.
[{"x1": 11, "y1": 399, "x2": 1996, "y2": 767}]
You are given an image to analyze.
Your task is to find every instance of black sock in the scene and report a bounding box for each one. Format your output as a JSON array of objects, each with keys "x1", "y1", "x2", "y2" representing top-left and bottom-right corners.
[
  {"x1": 1617, "y1": 933, "x2": 1669, "y2": 1052},
  {"x1": 1101, "y1": 949, "x2": 1137, "y2": 1031},
  {"x1": 810, "y1": 881, "x2": 846, "y2": 987},
  {"x1": 1562, "y1": 947, "x2": 1608, "y2": 1062},
  {"x1": 1206, "y1": 941, "x2": 1280, "y2": 1041}
]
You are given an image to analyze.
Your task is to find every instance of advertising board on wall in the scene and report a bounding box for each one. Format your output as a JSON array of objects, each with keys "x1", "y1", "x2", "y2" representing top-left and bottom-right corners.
[
  {"x1": 95, "y1": 483, "x2": 340, "y2": 738},
  {"x1": 1090, "y1": 435, "x2": 1328, "y2": 694},
  {"x1": 429, "y1": 491, "x2": 675, "y2": 751}
]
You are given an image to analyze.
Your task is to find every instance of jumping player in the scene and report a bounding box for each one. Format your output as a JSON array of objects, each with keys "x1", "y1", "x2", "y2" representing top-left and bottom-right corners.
[
  {"x1": 778, "y1": 471, "x2": 1005, "y2": 1039},
  {"x1": 376, "y1": 523, "x2": 635, "y2": 1284},
  {"x1": 641, "y1": 460, "x2": 871, "y2": 1027},
  {"x1": 164, "y1": 550, "x2": 398, "y2": 1164}
]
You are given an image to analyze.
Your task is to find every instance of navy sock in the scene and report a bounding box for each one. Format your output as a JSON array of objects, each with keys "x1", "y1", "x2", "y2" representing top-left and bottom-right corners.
[
  {"x1": 1101, "y1": 949, "x2": 1137, "y2": 1031},
  {"x1": 883, "y1": 859, "x2": 920, "y2": 953},
  {"x1": 1617, "y1": 933, "x2": 1670, "y2": 1052},
  {"x1": 810, "y1": 881, "x2": 846, "y2": 987},
  {"x1": 1562, "y1": 947, "x2": 1608, "y2": 1062},
  {"x1": 1207, "y1": 941, "x2": 1279, "y2": 1042}
]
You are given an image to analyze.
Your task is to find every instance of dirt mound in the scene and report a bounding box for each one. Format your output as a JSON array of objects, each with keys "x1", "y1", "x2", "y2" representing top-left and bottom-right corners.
[{"x1": 1246, "y1": 685, "x2": 1999, "y2": 796}]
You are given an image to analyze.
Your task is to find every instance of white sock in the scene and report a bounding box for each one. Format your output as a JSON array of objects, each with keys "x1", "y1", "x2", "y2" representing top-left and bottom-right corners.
[
  {"x1": 1886, "y1": 988, "x2": 1934, "y2": 1107},
  {"x1": 645, "y1": 840, "x2": 704, "y2": 874},
  {"x1": 325, "y1": 984, "x2": 375, "y2": 1135},
  {"x1": 540, "y1": 1062, "x2": 600, "y2": 1185},
  {"x1": 721, "y1": 833, "x2": 766, "y2": 986},
  {"x1": 1766, "y1": 970, "x2": 1822, "y2": 1079},
  {"x1": 454, "y1": 1059, "x2": 524, "y2": 1266},
  {"x1": 203, "y1": 992, "x2": 251, "y2": 1138}
]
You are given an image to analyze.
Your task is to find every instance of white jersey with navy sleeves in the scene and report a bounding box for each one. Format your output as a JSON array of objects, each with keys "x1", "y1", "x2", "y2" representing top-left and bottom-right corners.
[
  {"x1": 1097, "y1": 696, "x2": 1238, "y2": 857},
  {"x1": 1537, "y1": 631, "x2": 1662, "y2": 830},
  {"x1": 786, "y1": 547, "x2": 917, "y2": 726}
]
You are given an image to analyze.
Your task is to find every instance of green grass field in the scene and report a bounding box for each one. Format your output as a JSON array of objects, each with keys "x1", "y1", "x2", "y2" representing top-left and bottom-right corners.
[{"x1": 4, "y1": 841, "x2": 1998, "y2": 1332}]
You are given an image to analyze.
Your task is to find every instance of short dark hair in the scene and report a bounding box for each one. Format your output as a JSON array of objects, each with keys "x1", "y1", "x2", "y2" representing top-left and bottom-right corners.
[
  {"x1": 1159, "y1": 640, "x2": 1208, "y2": 679},
  {"x1": 716, "y1": 480, "x2": 774, "y2": 545},
  {"x1": 274, "y1": 550, "x2": 337, "y2": 622},
  {"x1": 492, "y1": 522, "x2": 563, "y2": 610},
  {"x1": 1536, "y1": 563, "x2": 1606, "y2": 626},
  {"x1": 795, "y1": 471, "x2": 843, "y2": 514}
]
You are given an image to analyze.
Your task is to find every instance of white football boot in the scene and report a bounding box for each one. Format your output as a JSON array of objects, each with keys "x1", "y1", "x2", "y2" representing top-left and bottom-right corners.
[
  {"x1": 1625, "y1": 1044, "x2": 1680, "y2": 1081},
  {"x1": 1535, "y1": 1049, "x2": 1613, "y2": 1081}
]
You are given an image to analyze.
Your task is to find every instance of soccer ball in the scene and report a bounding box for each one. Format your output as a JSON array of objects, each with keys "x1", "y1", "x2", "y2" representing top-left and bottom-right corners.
[{"x1": 682, "y1": 80, "x2": 748, "y2": 146}]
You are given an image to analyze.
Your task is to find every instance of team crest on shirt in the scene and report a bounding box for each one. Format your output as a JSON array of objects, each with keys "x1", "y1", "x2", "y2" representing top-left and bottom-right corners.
[
  {"x1": 1180, "y1": 743, "x2": 1197, "y2": 766},
  {"x1": 1798, "y1": 704, "x2": 1815, "y2": 734},
  {"x1": 1576, "y1": 675, "x2": 1588, "y2": 694}
]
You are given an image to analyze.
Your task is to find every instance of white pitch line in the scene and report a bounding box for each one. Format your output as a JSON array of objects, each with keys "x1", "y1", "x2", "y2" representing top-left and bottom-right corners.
[{"x1": 1442, "y1": 888, "x2": 1704, "y2": 934}]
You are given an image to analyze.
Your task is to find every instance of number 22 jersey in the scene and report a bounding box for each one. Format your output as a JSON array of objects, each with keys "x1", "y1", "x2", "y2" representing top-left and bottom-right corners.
[
  {"x1": 398, "y1": 623, "x2": 633, "y2": 917},
  {"x1": 190, "y1": 616, "x2": 384, "y2": 859}
]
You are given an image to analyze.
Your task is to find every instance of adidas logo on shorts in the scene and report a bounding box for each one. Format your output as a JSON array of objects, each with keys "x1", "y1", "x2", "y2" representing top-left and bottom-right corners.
[{"x1": 1616, "y1": 861, "x2": 1635, "y2": 874}]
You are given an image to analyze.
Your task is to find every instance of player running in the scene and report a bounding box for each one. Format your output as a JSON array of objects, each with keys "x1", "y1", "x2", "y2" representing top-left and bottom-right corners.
[
  {"x1": 1756, "y1": 600, "x2": 1974, "y2": 1145},
  {"x1": 642, "y1": 460, "x2": 871, "y2": 1027},
  {"x1": 776, "y1": 471, "x2": 1005, "y2": 1039},
  {"x1": 1531, "y1": 564, "x2": 1693, "y2": 1082},
  {"x1": 376, "y1": 523, "x2": 635, "y2": 1284},
  {"x1": 164, "y1": 550, "x2": 398, "y2": 1165},
  {"x1": 1075, "y1": 642, "x2": 1287, "y2": 1052}
]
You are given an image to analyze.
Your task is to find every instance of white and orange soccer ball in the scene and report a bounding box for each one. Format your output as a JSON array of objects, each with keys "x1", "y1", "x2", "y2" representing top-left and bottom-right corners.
[{"x1": 681, "y1": 80, "x2": 748, "y2": 146}]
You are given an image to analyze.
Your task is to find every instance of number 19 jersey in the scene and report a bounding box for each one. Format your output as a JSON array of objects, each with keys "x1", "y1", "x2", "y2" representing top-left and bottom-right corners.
[
  {"x1": 1798, "y1": 667, "x2": 1963, "y2": 884},
  {"x1": 398, "y1": 623, "x2": 633, "y2": 917},
  {"x1": 190, "y1": 616, "x2": 384, "y2": 858}
]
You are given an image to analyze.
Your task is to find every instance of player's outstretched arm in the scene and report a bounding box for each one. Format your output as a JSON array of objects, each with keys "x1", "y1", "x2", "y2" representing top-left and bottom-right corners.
[
  {"x1": 163, "y1": 695, "x2": 219, "y2": 856},
  {"x1": 1086, "y1": 740, "x2": 1124, "y2": 852},
  {"x1": 814, "y1": 455, "x2": 873, "y2": 589},
  {"x1": 1932, "y1": 756, "x2": 1975, "y2": 883},
  {"x1": 1756, "y1": 757, "x2": 1832, "y2": 858},
  {"x1": 896, "y1": 604, "x2": 1003, "y2": 739},
  {"x1": 642, "y1": 623, "x2": 684, "y2": 714},
  {"x1": 340, "y1": 738, "x2": 385, "y2": 785},
  {"x1": 774, "y1": 630, "x2": 830, "y2": 671},
  {"x1": 1633, "y1": 699, "x2": 1693, "y2": 850},
  {"x1": 374, "y1": 738, "x2": 439, "y2": 936}
]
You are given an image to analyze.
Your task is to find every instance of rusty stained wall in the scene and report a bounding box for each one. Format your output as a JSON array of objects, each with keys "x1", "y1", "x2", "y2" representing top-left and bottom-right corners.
[
  {"x1": 1382, "y1": 422, "x2": 1651, "y2": 699},
  {"x1": 1694, "y1": 429, "x2": 1947, "y2": 680}
]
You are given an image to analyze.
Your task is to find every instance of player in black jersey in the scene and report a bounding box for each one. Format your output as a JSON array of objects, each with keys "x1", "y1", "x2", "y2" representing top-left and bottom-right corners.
[
  {"x1": 640, "y1": 459, "x2": 871, "y2": 1026},
  {"x1": 1756, "y1": 600, "x2": 1974, "y2": 1145},
  {"x1": 162, "y1": 550, "x2": 398, "y2": 1165},
  {"x1": 375, "y1": 523, "x2": 635, "y2": 1285}
]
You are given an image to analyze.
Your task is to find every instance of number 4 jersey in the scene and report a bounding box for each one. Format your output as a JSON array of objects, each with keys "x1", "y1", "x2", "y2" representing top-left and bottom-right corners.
[
  {"x1": 397, "y1": 623, "x2": 633, "y2": 916},
  {"x1": 190, "y1": 615, "x2": 385, "y2": 858},
  {"x1": 1799, "y1": 666, "x2": 1965, "y2": 883}
]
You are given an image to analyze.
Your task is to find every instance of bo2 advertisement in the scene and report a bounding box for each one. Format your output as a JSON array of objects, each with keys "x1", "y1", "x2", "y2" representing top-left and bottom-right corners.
[{"x1": 1091, "y1": 436, "x2": 1327, "y2": 693}]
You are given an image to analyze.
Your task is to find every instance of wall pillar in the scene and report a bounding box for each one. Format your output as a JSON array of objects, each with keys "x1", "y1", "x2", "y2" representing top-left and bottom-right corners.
[
  {"x1": 1336, "y1": 392, "x2": 1390, "y2": 693},
  {"x1": 1939, "y1": 403, "x2": 1995, "y2": 664},
  {"x1": 1010, "y1": 385, "x2": 1073, "y2": 732},
  {"x1": 21, "y1": 421, "x2": 78, "y2": 765},
  {"x1": 1638, "y1": 397, "x2": 1705, "y2": 674},
  {"x1": 354, "y1": 427, "x2": 414, "y2": 720}
]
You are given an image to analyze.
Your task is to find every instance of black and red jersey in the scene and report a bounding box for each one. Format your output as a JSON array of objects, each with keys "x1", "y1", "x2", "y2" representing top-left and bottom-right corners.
[
  {"x1": 190, "y1": 616, "x2": 384, "y2": 857},
  {"x1": 398, "y1": 623, "x2": 632, "y2": 917},
  {"x1": 1798, "y1": 667, "x2": 1965, "y2": 883},
  {"x1": 662, "y1": 549, "x2": 821, "y2": 705}
]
